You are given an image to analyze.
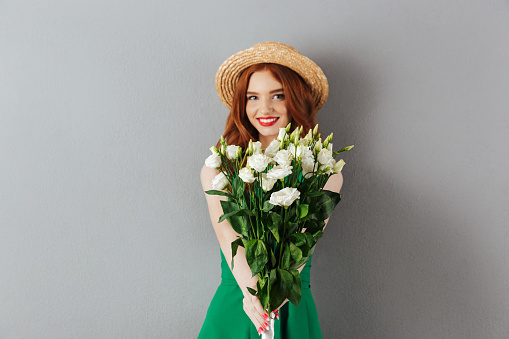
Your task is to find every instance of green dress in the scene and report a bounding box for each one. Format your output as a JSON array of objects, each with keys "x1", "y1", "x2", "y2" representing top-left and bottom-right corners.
[{"x1": 198, "y1": 250, "x2": 322, "y2": 338}]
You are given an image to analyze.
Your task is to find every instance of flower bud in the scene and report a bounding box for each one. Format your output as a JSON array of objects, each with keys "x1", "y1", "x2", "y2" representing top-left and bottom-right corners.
[
  {"x1": 313, "y1": 124, "x2": 319, "y2": 137},
  {"x1": 333, "y1": 159, "x2": 346, "y2": 173},
  {"x1": 247, "y1": 140, "x2": 253, "y2": 155},
  {"x1": 304, "y1": 129, "x2": 313, "y2": 144},
  {"x1": 285, "y1": 122, "x2": 292, "y2": 132},
  {"x1": 220, "y1": 144, "x2": 226, "y2": 156},
  {"x1": 236, "y1": 146, "x2": 243, "y2": 159},
  {"x1": 314, "y1": 138, "x2": 322, "y2": 154},
  {"x1": 252, "y1": 141, "x2": 262, "y2": 155},
  {"x1": 277, "y1": 128, "x2": 287, "y2": 142},
  {"x1": 220, "y1": 135, "x2": 226, "y2": 145},
  {"x1": 290, "y1": 128, "x2": 300, "y2": 144},
  {"x1": 345, "y1": 145, "x2": 354, "y2": 151},
  {"x1": 209, "y1": 146, "x2": 219, "y2": 154},
  {"x1": 323, "y1": 133, "x2": 333, "y2": 149},
  {"x1": 297, "y1": 126, "x2": 304, "y2": 141}
]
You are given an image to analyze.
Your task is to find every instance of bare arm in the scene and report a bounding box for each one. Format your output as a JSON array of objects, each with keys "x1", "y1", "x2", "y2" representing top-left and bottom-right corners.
[
  {"x1": 200, "y1": 164, "x2": 269, "y2": 332},
  {"x1": 322, "y1": 172, "x2": 344, "y2": 230}
]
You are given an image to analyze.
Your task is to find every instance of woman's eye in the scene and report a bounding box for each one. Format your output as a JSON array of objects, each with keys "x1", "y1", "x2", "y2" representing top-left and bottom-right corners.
[
  {"x1": 247, "y1": 95, "x2": 258, "y2": 100},
  {"x1": 273, "y1": 94, "x2": 285, "y2": 100}
]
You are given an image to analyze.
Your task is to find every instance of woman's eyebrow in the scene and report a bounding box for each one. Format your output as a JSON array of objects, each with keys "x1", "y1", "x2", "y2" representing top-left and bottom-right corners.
[{"x1": 246, "y1": 88, "x2": 284, "y2": 95}]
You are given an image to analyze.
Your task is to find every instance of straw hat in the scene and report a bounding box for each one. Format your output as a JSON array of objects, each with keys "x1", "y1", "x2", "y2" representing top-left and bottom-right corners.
[{"x1": 215, "y1": 42, "x2": 329, "y2": 112}]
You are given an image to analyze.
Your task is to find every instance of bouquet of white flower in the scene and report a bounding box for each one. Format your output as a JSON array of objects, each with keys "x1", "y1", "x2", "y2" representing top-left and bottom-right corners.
[{"x1": 205, "y1": 123, "x2": 353, "y2": 315}]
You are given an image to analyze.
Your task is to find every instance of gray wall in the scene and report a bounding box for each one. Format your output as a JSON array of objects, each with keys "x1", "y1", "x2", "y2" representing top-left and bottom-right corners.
[{"x1": 1, "y1": 0, "x2": 508, "y2": 338}]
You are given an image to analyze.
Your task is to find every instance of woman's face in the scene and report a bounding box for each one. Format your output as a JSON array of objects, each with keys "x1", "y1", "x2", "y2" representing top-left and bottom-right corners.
[{"x1": 245, "y1": 70, "x2": 291, "y2": 145}]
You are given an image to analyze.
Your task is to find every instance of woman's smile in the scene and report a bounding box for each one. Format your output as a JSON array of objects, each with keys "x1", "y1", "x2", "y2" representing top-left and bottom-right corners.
[{"x1": 257, "y1": 117, "x2": 279, "y2": 126}]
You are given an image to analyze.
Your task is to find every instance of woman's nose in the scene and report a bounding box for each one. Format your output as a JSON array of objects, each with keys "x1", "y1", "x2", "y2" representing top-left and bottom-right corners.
[{"x1": 260, "y1": 98, "x2": 273, "y2": 113}]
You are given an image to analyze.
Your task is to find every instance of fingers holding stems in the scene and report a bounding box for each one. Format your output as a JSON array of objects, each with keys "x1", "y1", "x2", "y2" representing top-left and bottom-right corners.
[
  {"x1": 243, "y1": 293, "x2": 269, "y2": 334},
  {"x1": 242, "y1": 292, "x2": 281, "y2": 335}
]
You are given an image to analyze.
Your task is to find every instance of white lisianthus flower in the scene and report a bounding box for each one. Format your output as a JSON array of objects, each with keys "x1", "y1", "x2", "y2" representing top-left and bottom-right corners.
[
  {"x1": 239, "y1": 167, "x2": 256, "y2": 183},
  {"x1": 273, "y1": 149, "x2": 293, "y2": 166},
  {"x1": 320, "y1": 158, "x2": 336, "y2": 174},
  {"x1": 226, "y1": 145, "x2": 240, "y2": 160},
  {"x1": 317, "y1": 148, "x2": 334, "y2": 165},
  {"x1": 289, "y1": 143, "x2": 312, "y2": 160},
  {"x1": 333, "y1": 159, "x2": 346, "y2": 173},
  {"x1": 267, "y1": 165, "x2": 293, "y2": 180},
  {"x1": 205, "y1": 152, "x2": 221, "y2": 169},
  {"x1": 252, "y1": 141, "x2": 262, "y2": 155},
  {"x1": 211, "y1": 172, "x2": 228, "y2": 190},
  {"x1": 247, "y1": 154, "x2": 269, "y2": 172},
  {"x1": 269, "y1": 187, "x2": 301, "y2": 207},
  {"x1": 298, "y1": 138, "x2": 309, "y2": 146},
  {"x1": 261, "y1": 173, "x2": 277, "y2": 192},
  {"x1": 301, "y1": 146, "x2": 313, "y2": 160},
  {"x1": 301, "y1": 156, "x2": 318, "y2": 178},
  {"x1": 264, "y1": 139, "x2": 280, "y2": 158},
  {"x1": 277, "y1": 128, "x2": 287, "y2": 142}
]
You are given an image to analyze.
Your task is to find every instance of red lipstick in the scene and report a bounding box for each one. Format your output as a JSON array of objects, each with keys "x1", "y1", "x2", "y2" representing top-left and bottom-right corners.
[{"x1": 257, "y1": 117, "x2": 279, "y2": 127}]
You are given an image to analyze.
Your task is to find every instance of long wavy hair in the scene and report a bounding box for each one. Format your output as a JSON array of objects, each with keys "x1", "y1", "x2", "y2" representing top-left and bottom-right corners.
[{"x1": 221, "y1": 63, "x2": 316, "y2": 149}]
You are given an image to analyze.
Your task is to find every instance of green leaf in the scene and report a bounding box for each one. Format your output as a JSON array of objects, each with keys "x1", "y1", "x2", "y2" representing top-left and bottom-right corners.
[
  {"x1": 245, "y1": 239, "x2": 268, "y2": 276},
  {"x1": 281, "y1": 244, "x2": 291, "y2": 269},
  {"x1": 287, "y1": 222, "x2": 299, "y2": 235},
  {"x1": 258, "y1": 276, "x2": 267, "y2": 290},
  {"x1": 300, "y1": 244, "x2": 311, "y2": 257},
  {"x1": 262, "y1": 200, "x2": 274, "y2": 212},
  {"x1": 270, "y1": 250, "x2": 277, "y2": 267},
  {"x1": 219, "y1": 200, "x2": 250, "y2": 236},
  {"x1": 236, "y1": 179, "x2": 245, "y2": 197},
  {"x1": 289, "y1": 242, "x2": 303, "y2": 262},
  {"x1": 303, "y1": 232, "x2": 315, "y2": 247},
  {"x1": 297, "y1": 204, "x2": 309, "y2": 219},
  {"x1": 288, "y1": 270, "x2": 302, "y2": 306},
  {"x1": 306, "y1": 191, "x2": 325, "y2": 198},
  {"x1": 267, "y1": 212, "x2": 281, "y2": 242},
  {"x1": 308, "y1": 244, "x2": 317, "y2": 256},
  {"x1": 290, "y1": 233, "x2": 306, "y2": 246},
  {"x1": 268, "y1": 269, "x2": 294, "y2": 310},
  {"x1": 313, "y1": 230, "x2": 324, "y2": 242},
  {"x1": 205, "y1": 190, "x2": 233, "y2": 198},
  {"x1": 230, "y1": 238, "x2": 244, "y2": 269},
  {"x1": 302, "y1": 219, "x2": 321, "y2": 234},
  {"x1": 309, "y1": 190, "x2": 341, "y2": 221},
  {"x1": 218, "y1": 208, "x2": 252, "y2": 223},
  {"x1": 258, "y1": 280, "x2": 269, "y2": 310},
  {"x1": 289, "y1": 257, "x2": 309, "y2": 270},
  {"x1": 246, "y1": 287, "x2": 257, "y2": 296},
  {"x1": 279, "y1": 269, "x2": 293, "y2": 291},
  {"x1": 269, "y1": 268, "x2": 277, "y2": 286}
]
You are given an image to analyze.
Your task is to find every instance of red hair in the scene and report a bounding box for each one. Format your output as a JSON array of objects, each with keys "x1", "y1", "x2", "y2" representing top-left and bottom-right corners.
[{"x1": 221, "y1": 63, "x2": 316, "y2": 149}]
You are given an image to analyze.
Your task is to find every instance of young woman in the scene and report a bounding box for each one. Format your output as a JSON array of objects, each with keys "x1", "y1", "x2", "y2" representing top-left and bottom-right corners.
[{"x1": 199, "y1": 42, "x2": 343, "y2": 338}]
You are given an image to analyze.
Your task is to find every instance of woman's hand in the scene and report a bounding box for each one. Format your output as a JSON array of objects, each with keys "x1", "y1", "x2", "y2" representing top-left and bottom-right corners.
[{"x1": 242, "y1": 292, "x2": 270, "y2": 334}]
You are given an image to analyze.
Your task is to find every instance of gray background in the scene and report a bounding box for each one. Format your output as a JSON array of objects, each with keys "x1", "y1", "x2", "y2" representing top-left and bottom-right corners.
[{"x1": 1, "y1": 0, "x2": 508, "y2": 338}]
